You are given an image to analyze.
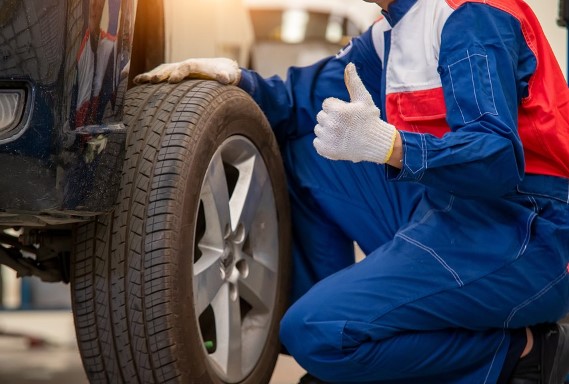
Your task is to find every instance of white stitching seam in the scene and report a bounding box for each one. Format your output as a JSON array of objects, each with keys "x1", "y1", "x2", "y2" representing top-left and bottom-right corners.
[
  {"x1": 448, "y1": 52, "x2": 498, "y2": 124},
  {"x1": 482, "y1": 331, "x2": 506, "y2": 384},
  {"x1": 401, "y1": 194, "x2": 455, "y2": 233},
  {"x1": 466, "y1": 49, "x2": 483, "y2": 117},
  {"x1": 396, "y1": 233, "x2": 465, "y2": 287},
  {"x1": 418, "y1": 134, "x2": 427, "y2": 181},
  {"x1": 505, "y1": 271, "x2": 568, "y2": 328},
  {"x1": 514, "y1": 197, "x2": 538, "y2": 260},
  {"x1": 447, "y1": 64, "x2": 466, "y2": 122},
  {"x1": 395, "y1": 195, "x2": 463, "y2": 286},
  {"x1": 483, "y1": 270, "x2": 569, "y2": 383},
  {"x1": 400, "y1": 131, "x2": 426, "y2": 177},
  {"x1": 483, "y1": 54, "x2": 498, "y2": 116}
]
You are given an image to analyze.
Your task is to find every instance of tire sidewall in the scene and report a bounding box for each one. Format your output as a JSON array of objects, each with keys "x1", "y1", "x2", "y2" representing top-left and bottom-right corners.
[{"x1": 173, "y1": 85, "x2": 291, "y2": 384}]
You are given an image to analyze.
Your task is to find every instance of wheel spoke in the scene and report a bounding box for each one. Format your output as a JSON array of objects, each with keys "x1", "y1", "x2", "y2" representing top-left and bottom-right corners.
[
  {"x1": 194, "y1": 251, "x2": 225, "y2": 316},
  {"x1": 211, "y1": 284, "x2": 243, "y2": 378},
  {"x1": 230, "y1": 154, "x2": 268, "y2": 232},
  {"x1": 238, "y1": 253, "x2": 276, "y2": 312},
  {"x1": 201, "y1": 151, "x2": 231, "y2": 247}
]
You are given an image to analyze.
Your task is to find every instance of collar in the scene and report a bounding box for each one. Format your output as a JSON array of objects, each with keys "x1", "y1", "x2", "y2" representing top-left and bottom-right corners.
[{"x1": 381, "y1": 0, "x2": 418, "y2": 26}]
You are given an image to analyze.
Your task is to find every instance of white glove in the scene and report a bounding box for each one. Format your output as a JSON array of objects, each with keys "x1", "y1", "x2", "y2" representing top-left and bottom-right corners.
[
  {"x1": 133, "y1": 58, "x2": 241, "y2": 85},
  {"x1": 314, "y1": 63, "x2": 397, "y2": 163}
]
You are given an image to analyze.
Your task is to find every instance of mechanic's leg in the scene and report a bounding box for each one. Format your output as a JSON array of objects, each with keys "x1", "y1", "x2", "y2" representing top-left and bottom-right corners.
[
  {"x1": 286, "y1": 185, "x2": 356, "y2": 303},
  {"x1": 282, "y1": 135, "x2": 423, "y2": 302},
  {"x1": 280, "y1": 192, "x2": 569, "y2": 383}
]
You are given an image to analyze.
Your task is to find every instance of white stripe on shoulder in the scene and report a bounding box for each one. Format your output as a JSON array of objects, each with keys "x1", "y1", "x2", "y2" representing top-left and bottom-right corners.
[{"x1": 386, "y1": 0, "x2": 454, "y2": 94}]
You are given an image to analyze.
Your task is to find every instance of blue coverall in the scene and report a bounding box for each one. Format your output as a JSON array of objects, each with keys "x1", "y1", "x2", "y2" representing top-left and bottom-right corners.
[{"x1": 237, "y1": 0, "x2": 569, "y2": 382}]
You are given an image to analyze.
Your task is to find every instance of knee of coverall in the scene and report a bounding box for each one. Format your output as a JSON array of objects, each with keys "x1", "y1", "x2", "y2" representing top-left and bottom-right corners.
[
  {"x1": 280, "y1": 299, "x2": 321, "y2": 362},
  {"x1": 279, "y1": 291, "x2": 359, "y2": 380}
]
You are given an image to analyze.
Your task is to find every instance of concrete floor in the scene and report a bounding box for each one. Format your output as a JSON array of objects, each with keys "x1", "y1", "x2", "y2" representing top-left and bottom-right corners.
[{"x1": 0, "y1": 311, "x2": 306, "y2": 384}]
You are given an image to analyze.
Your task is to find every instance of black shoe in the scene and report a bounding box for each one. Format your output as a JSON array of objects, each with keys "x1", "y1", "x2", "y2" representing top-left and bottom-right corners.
[
  {"x1": 511, "y1": 323, "x2": 569, "y2": 384},
  {"x1": 298, "y1": 373, "x2": 328, "y2": 384}
]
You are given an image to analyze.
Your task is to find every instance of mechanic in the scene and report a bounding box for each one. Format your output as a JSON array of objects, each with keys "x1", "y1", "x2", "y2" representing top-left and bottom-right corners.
[{"x1": 135, "y1": 0, "x2": 569, "y2": 382}]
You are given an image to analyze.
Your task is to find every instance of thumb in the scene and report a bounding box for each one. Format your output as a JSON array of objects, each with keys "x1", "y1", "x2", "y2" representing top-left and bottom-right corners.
[{"x1": 344, "y1": 63, "x2": 374, "y2": 105}]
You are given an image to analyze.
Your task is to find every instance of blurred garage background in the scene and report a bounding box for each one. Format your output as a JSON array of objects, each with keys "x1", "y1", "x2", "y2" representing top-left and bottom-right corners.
[{"x1": 0, "y1": 0, "x2": 567, "y2": 383}]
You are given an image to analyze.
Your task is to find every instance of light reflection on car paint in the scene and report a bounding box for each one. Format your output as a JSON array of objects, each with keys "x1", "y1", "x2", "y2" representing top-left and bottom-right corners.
[{"x1": 73, "y1": 0, "x2": 135, "y2": 129}]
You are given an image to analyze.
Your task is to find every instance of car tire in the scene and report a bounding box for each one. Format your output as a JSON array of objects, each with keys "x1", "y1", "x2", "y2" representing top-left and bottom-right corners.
[{"x1": 71, "y1": 80, "x2": 291, "y2": 383}]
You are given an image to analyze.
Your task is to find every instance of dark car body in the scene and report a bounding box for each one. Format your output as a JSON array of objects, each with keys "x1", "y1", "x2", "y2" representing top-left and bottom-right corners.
[
  {"x1": 0, "y1": 0, "x2": 136, "y2": 225},
  {"x1": 0, "y1": 0, "x2": 168, "y2": 282}
]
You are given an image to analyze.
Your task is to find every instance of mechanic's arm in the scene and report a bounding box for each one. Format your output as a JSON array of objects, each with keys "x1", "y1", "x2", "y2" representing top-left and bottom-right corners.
[
  {"x1": 316, "y1": 4, "x2": 527, "y2": 198},
  {"x1": 389, "y1": 3, "x2": 527, "y2": 197},
  {"x1": 237, "y1": 58, "x2": 334, "y2": 142}
]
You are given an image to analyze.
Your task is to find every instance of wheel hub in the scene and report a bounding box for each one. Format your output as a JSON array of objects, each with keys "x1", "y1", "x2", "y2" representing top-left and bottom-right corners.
[
  {"x1": 219, "y1": 224, "x2": 247, "y2": 286},
  {"x1": 220, "y1": 244, "x2": 233, "y2": 272}
]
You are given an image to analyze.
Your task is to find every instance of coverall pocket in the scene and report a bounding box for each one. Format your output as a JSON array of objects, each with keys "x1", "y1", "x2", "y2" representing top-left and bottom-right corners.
[
  {"x1": 397, "y1": 88, "x2": 451, "y2": 138},
  {"x1": 447, "y1": 48, "x2": 498, "y2": 124}
]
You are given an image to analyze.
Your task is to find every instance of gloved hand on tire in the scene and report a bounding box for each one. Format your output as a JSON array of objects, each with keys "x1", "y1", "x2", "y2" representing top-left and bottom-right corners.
[{"x1": 133, "y1": 58, "x2": 241, "y2": 85}]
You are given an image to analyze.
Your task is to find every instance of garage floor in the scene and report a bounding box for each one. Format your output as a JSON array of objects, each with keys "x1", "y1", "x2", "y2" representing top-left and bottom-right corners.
[{"x1": 0, "y1": 311, "x2": 306, "y2": 384}]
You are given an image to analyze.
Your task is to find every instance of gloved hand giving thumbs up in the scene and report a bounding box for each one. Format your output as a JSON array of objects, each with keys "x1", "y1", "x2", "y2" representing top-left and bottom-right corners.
[{"x1": 314, "y1": 63, "x2": 399, "y2": 164}]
